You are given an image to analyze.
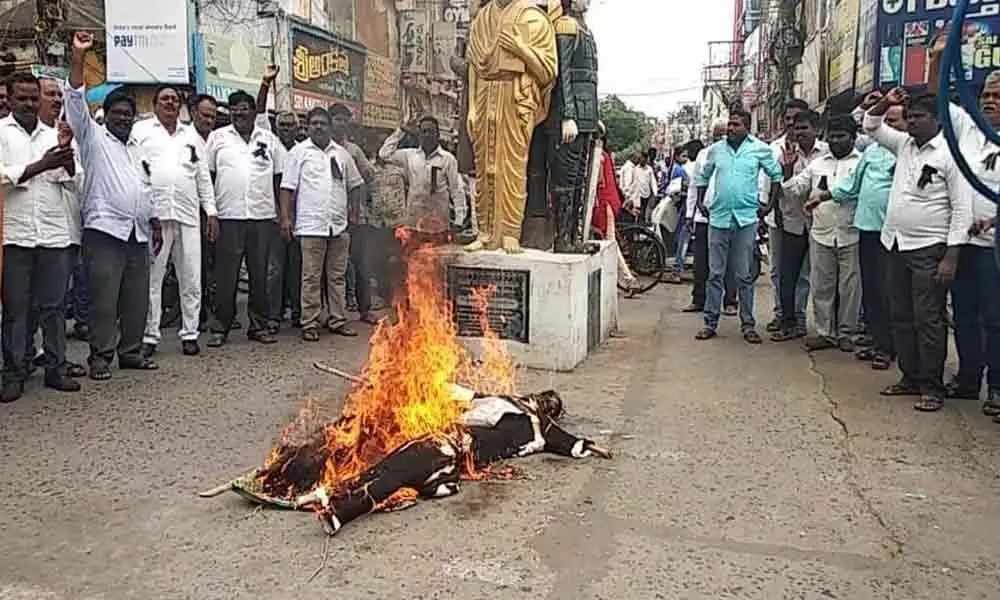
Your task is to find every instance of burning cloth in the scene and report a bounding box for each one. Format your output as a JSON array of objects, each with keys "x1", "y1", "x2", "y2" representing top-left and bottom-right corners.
[{"x1": 200, "y1": 389, "x2": 609, "y2": 536}]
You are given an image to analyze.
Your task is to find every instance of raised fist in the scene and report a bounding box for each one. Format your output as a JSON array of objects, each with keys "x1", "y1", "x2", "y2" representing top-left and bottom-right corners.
[
  {"x1": 73, "y1": 31, "x2": 93, "y2": 51},
  {"x1": 885, "y1": 87, "x2": 908, "y2": 106},
  {"x1": 263, "y1": 64, "x2": 279, "y2": 83},
  {"x1": 861, "y1": 90, "x2": 883, "y2": 110}
]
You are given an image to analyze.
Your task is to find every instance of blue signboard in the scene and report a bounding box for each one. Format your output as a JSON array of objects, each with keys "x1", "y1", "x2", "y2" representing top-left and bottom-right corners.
[{"x1": 876, "y1": 0, "x2": 1000, "y2": 88}]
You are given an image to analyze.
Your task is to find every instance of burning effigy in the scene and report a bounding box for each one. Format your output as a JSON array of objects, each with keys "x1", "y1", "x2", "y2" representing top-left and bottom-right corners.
[{"x1": 200, "y1": 241, "x2": 610, "y2": 536}]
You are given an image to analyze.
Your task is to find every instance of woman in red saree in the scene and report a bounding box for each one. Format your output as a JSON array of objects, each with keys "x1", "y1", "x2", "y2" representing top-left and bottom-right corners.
[{"x1": 591, "y1": 124, "x2": 637, "y2": 290}]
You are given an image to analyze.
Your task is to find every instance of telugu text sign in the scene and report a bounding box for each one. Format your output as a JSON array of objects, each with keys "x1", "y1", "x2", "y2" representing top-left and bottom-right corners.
[
  {"x1": 291, "y1": 27, "x2": 366, "y2": 113},
  {"x1": 105, "y1": 0, "x2": 190, "y2": 83},
  {"x1": 363, "y1": 53, "x2": 401, "y2": 107},
  {"x1": 399, "y1": 9, "x2": 430, "y2": 73}
]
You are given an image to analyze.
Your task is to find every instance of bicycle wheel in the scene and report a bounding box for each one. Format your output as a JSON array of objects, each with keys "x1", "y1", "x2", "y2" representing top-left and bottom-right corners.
[{"x1": 616, "y1": 224, "x2": 667, "y2": 294}]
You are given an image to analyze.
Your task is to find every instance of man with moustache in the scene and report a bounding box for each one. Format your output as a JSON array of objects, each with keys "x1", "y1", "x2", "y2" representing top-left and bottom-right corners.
[
  {"x1": 186, "y1": 92, "x2": 221, "y2": 330},
  {"x1": 133, "y1": 83, "x2": 217, "y2": 358},
  {"x1": 265, "y1": 110, "x2": 303, "y2": 332},
  {"x1": 0, "y1": 73, "x2": 80, "y2": 401}
]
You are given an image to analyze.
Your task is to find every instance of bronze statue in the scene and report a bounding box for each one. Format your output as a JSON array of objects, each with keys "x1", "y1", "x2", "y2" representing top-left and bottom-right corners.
[{"x1": 525, "y1": 0, "x2": 599, "y2": 253}]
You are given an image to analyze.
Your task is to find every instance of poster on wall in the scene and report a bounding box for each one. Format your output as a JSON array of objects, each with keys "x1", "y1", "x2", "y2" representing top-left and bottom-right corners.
[
  {"x1": 291, "y1": 27, "x2": 367, "y2": 119},
  {"x1": 202, "y1": 31, "x2": 271, "y2": 102},
  {"x1": 363, "y1": 53, "x2": 402, "y2": 128},
  {"x1": 105, "y1": 0, "x2": 190, "y2": 83},
  {"x1": 876, "y1": 0, "x2": 1000, "y2": 88},
  {"x1": 400, "y1": 9, "x2": 430, "y2": 73},
  {"x1": 828, "y1": 0, "x2": 860, "y2": 95},
  {"x1": 855, "y1": 0, "x2": 878, "y2": 91},
  {"x1": 432, "y1": 22, "x2": 458, "y2": 79}
]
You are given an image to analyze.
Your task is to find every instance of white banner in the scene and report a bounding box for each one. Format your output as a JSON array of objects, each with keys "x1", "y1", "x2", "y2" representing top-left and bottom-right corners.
[{"x1": 105, "y1": 0, "x2": 190, "y2": 84}]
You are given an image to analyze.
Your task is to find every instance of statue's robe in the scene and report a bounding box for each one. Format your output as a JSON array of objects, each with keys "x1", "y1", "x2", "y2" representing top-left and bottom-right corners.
[{"x1": 466, "y1": 0, "x2": 557, "y2": 248}]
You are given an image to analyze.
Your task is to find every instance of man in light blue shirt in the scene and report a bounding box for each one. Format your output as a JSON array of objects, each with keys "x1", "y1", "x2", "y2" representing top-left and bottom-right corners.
[
  {"x1": 809, "y1": 103, "x2": 905, "y2": 370},
  {"x1": 694, "y1": 109, "x2": 783, "y2": 343}
]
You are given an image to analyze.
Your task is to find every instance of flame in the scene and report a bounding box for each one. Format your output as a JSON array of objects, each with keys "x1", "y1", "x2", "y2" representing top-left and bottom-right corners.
[{"x1": 260, "y1": 234, "x2": 518, "y2": 500}]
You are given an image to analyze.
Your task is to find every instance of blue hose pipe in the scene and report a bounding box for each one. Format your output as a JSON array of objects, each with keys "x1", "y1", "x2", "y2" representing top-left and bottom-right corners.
[{"x1": 938, "y1": 0, "x2": 1000, "y2": 205}]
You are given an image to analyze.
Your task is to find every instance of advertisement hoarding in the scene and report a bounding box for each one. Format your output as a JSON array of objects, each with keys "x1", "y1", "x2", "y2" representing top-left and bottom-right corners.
[
  {"x1": 829, "y1": 0, "x2": 861, "y2": 95},
  {"x1": 291, "y1": 26, "x2": 367, "y2": 119},
  {"x1": 855, "y1": 0, "x2": 879, "y2": 91},
  {"x1": 105, "y1": 0, "x2": 190, "y2": 83},
  {"x1": 876, "y1": 0, "x2": 1000, "y2": 87}
]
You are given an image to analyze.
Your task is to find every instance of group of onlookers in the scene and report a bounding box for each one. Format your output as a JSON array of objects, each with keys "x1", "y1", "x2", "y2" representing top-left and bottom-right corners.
[
  {"x1": 0, "y1": 31, "x2": 467, "y2": 404},
  {"x1": 674, "y1": 46, "x2": 998, "y2": 417}
]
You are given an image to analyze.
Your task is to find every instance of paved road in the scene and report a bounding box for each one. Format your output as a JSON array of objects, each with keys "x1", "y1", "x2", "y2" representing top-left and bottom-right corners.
[{"x1": 2, "y1": 284, "x2": 999, "y2": 599}]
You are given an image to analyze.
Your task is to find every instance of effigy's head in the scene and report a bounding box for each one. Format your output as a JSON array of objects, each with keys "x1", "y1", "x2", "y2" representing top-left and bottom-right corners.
[{"x1": 532, "y1": 390, "x2": 565, "y2": 421}]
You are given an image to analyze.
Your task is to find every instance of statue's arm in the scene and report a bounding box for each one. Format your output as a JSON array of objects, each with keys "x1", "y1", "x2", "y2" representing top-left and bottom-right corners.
[
  {"x1": 499, "y1": 9, "x2": 557, "y2": 87},
  {"x1": 554, "y1": 17, "x2": 579, "y2": 123}
]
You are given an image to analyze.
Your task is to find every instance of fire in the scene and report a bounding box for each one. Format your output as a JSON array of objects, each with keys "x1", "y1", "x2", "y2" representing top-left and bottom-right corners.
[{"x1": 260, "y1": 235, "x2": 517, "y2": 500}]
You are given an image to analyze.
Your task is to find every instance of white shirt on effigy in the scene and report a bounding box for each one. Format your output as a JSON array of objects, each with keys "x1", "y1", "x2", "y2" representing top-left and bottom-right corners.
[
  {"x1": 132, "y1": 117, "x2": 216, "y2": 226},
  {"x1": 782, "y1": 148, "x2": 861, "y2": 247},
  {"x1": 281, "y1": 137, "x2": 363, "y2": 238},
  {"x1": 205, "y1": 124, "x2": 285, "y2": 221},
  {"x1": 0, "y1": 116, "x2": 82, "y2": 247},
  {"x1": 863, "y1": 111, "x2": 974, "y2": 252}
]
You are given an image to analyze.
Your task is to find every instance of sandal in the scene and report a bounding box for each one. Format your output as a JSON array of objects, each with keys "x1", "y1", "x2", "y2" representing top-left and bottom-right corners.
[
  {"x1": 913, "y1": 395, "x2": 945, "y2": 412},
  {"x1": 881, "y1": 381, "x2": 921, "y2": 396},
  {"x1": 855, "y1": 347, "x2": 876, "y2": 361},
  {"x1": 695, "y1": 327, "x2": 717, "y2": 341},
  {"x1": 88, "y1": 364, "x2": 112, "y2": 381},
  {"x1": 301, "y1": 329, "x2": 320, "y2": 342},
  {"x1": 982, "y1": 401, "x2": 1000, "y2": 417},
  {"x1": 871, "y1": 353, "x2": 893, "y2": 371},
  {"x1": 769, "y1": 329, "x2": 798, "y2": 342},
  {"x1": 743, "y1": 329, "x2": 763, "y2": 345},
  {"x1": 120, "y1": 358, "x2": 159, "y2": 371}
]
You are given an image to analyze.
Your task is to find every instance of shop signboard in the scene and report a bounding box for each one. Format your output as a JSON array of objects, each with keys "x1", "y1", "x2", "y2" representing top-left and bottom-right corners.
[
  {"x1": 876, "y1": 0, "x2": 1000, "y2": 87},
  {"x1": 829, "y1": 0, "x2": 861, "y2": 95},
  {"x1": 400, "y1": 9, "x2": 430, "y2": 73},
  {"x1": 202, "y1": 31, "x2": 271, "y2": 102},
  {"x1": 105, "y1": 0, "x2": 190, "y2": 83},
  {"x1": 363, "y1": 53, "x2": 402, "y2": 128},
  {"x1": 291, "y1": 26, "x2": 366, "y2": 119},
  {"x1": 856, "y1": 0, "x2": 879, "y2": 90}
]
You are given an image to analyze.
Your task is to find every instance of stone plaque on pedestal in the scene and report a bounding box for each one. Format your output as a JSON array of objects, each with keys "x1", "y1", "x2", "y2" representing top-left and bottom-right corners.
[
  {"x1": 436, "y1": 241, "x2": 620, "y2": 372},
  {"x1": 446, "y1": 266, "x2": 531, "y2": 344}
]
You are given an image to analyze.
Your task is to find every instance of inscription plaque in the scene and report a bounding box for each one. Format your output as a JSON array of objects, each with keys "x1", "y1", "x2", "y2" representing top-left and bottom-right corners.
[
  {"x1": 587, "y1": 268, "x2": 601, "y2": 351},
  {"x1": 447, "y1": 266, "x2": 530, "y2": 344}
]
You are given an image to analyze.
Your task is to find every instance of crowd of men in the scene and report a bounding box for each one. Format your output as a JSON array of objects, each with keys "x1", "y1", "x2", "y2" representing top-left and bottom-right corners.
[
  {"x1": 650, "y1": 42, "x2": 998, "y2": 417},
  {"x1": 0, "y1": 31, "x2": 468, "y2": 403}
]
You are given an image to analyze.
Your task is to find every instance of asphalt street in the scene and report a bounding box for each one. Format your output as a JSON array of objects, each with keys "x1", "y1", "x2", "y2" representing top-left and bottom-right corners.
[{"x1": 2, "y1": 283, "x2": 999, "y2": 599}]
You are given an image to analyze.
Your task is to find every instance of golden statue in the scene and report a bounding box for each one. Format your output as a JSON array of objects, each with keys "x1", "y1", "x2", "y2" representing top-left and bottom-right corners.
[{"x1": 464, "y1": 0, "x2": 558, "y2": 253}]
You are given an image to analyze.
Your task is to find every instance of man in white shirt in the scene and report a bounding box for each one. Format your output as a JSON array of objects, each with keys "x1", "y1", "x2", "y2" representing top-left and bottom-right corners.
[
  {"x1": 66, "y1": 31, "x2": 162, "y2": 381},
  {"x1": 205, "y1": 90, "x2": 286, "y2": 348},
  {"x1": 761, "y1": 98, "x2": 812, "y2": 334},
  {"x1": 133, "y1": 85, "x2": 217, "y2": 358},
  {"x1": 0, "y1": 73, "x2": 81, "y2": 402},
  {"x1": 279, "y1": 107, "x2": 365, "y2": 341},
  {"x1": 265, "y1": 110, "x2": 304, "y2": 331},
  {"x1": 627, "y1": 153, "x2": 657, "y2": 223},
  {"x1": 378, "y1": 116, "x2": 465, "y2": 237},
  {"x1": 186, "y1": 93, "x2": 221, "y2": 330},
  {"x1": 863, "y1": 88, "x2": 974, "y2": 412},
  {"x1": 782, "y1": 114, "x2": 862, "y2": 349},
  {"x1": 682, "y1": 123, "x2": 737, "y2": 313}
]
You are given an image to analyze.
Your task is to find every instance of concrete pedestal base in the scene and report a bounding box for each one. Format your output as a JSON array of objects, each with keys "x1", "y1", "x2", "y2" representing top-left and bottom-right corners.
[{"x1": 440, "y1": 241, "x2": 618, "y2": 372}]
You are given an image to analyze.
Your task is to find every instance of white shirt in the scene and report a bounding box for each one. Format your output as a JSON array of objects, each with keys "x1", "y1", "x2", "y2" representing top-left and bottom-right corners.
[
  {"x1": 0, "y1": 116, "x2": 81, "y2": 247},
  {"x1": 967, "y1": 133, "x2": 1000, "y2": 248},
  {"x1": 782, "y1": 149, "x2": 862, "y2": 247},
  {"x1": 205, "y1": 125, "x2": 285, "y2": 220},
  {"x1": 863, "y1": 111, "x2": 974, "y2": 251},
  {"x1": 281, "y1": 138, "x2": 363, "y2": 237},
  {"x1": 378, "y1": 128, "x2": 465, "y2": 233},
  {"x1": 762, "y1": 135, "x2": 828, "y2": 230},
  {"x1": 619, "y1": 160, "x2": 636, "y2": 199},
  {"x1": 685, "y1": 150, "x2": 714, "y2": 224},
  {"x1": 131, "y1": 118, "x2": 215, "y2": 226},
  {"x1": 64, "y1": 84, "x2": 153, "y2": 243},
  {"x1": 628, "y1": 165, "x2": 657, "y2": 206}
]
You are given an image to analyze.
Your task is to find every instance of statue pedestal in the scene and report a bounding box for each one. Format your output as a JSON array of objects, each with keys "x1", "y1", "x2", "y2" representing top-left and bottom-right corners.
[{"x1": 440, "y1": 241, "x2": 619, "y2": 372}]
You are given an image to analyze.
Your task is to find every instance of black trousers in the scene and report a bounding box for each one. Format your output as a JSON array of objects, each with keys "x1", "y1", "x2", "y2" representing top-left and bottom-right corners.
[
  {"x1": 83, "y1": 229, "x2": 149, "y2": 367},
  {"x1": 349, "y1": 224, "x2": 376, "y2": 314},
  {"x1": 2, "y1": 245, "x2": 72, "y2": 383},
  {"x1": 859, "y1": 231, "x2": 894, "y2": 356},
  {"x1": 691, "y1": 222, "x2": 736, "y2": 309},
  {"x1": 212, "y1": 219, "x2": 273, "y2": 336},
  {"x1": 888, "y1": 243, "x2": 949, "y2": 396},
  {"x1": 778, "y1": 230, "x2": 810, "y2": 330}
]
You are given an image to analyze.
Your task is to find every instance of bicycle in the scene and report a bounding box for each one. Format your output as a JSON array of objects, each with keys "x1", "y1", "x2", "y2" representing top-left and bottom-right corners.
[{"x1": 614, "y1": 221, "x2": 669, "y2": 295}]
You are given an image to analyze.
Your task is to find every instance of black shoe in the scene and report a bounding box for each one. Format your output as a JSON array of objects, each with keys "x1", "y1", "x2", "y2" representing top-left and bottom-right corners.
[
  {"x1": 31, "y1": 353, "x2": 47, "y2": 367},
  {"x1": 69, "y1": 323, "x2": 90, "y2": 341},
  {"x1": 945, "y1": 377, "x2": 981, "y2": 400},
  {"x1": 119, "y1": 358, "x2": 159, "y2": 371},
  {"x1": 140, "y1": 343, "x2": 157, "y2": 359},
  {"x1": 44, "y1": 373, "x2": 81, "y2": 392},
  {"x1": 0, "y1": 381, "x2": 24, "y2": 403},
  {"x1": 266, "y1": 321, "x2": 280, "y2": 336},
  {"x1": 765, "y1": 318, "x2": 781, "y2": 333},
  {"x1": 231, "y1": 320, "x2": 242, "y2": 330},
  {"x1": 182, "y1": 340, "x2": 200, "y2": 356}
]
